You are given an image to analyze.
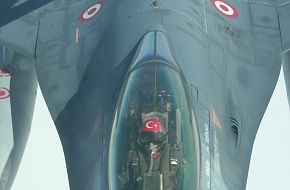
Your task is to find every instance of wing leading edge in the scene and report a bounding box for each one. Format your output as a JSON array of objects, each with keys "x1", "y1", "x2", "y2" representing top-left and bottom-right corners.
[
  {"x1": 278, "y1": 0, "x2": 290, "y2": 108},
  {"x1": 0, "y1": 69, "x2": 13, "y2": 189}
]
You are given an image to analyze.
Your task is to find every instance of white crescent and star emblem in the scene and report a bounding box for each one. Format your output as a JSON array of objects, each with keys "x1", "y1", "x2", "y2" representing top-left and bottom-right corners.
[{"x1": 145, "y1": 121, "x2": 159, "y2": 129}]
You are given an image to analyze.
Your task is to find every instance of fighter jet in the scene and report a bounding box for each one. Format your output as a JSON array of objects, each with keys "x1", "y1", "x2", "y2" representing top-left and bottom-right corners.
[{"x1": 0, "y1": 0, "x2": 290, "y2": 190}]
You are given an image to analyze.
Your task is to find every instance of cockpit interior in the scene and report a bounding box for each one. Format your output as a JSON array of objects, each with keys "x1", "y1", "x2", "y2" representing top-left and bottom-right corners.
[{"x1": 109, "y1": 61, "x2": 200, "y2": 190}]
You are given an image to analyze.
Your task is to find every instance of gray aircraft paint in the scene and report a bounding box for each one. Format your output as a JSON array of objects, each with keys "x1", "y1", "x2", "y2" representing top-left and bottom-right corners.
[
  {"x1": 1, "y1": 0, "x2": 290, "y2": 190},
  {"x1": 0, "y1": 70, "x2": 13, "y2": 190},
  {"x1": 9, "y1": 74, "x2": 290, "y2": 190}
]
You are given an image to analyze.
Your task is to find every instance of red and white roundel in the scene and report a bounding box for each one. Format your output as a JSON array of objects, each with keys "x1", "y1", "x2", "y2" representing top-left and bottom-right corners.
[
  {"x1": 79, "y1": 3, "x2": 102, "y2": 22},
  {"x1": 0, "y1": 88, "x2": 10, "y2": 99},
  {"x1": 211, "y1": 0, "x2": 238, "y2": 19},
  {"x1": 0, "y1": 69, "x2": 11, "y2": 77}
]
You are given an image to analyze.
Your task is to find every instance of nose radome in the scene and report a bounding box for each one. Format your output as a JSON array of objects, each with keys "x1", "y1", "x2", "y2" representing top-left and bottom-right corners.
[{"x1": 130, "y1": 31, "x2": 179, "y2": 71}]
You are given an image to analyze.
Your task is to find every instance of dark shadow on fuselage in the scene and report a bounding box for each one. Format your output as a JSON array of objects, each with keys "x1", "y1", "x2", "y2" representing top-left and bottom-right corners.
[
  {"x1": 0, "y1": 0, "x2": 53, "y2": 27},
  {"x1": 53, "y1": 37, "x2": 140, "y2": 190}
]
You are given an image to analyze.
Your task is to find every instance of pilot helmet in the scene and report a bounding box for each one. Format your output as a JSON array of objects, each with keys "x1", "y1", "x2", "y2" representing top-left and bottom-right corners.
[{"x1": 138, "y1": 119, "x2": 166, "y2": 157}]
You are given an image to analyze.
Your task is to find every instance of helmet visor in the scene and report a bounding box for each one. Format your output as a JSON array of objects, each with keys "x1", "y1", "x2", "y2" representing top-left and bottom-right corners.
[{"x1": 140, "y1": 132, "x2": 165, "y2": 144}]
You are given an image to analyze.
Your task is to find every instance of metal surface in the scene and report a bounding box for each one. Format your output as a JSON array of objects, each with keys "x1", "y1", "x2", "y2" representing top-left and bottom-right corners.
[{"x1": 0, "y1": 0, "x2": 289, "y2": 189}]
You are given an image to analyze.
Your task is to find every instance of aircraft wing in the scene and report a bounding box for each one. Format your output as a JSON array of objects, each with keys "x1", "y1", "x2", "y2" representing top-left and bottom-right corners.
[
  {"x1": 0, "y1": 0, "x2": 119, "y2": 189},
  {"x1": 0, "y1": 70, "x2": 13, "y2": 187},
  {"x1": 0, "y1": 2, "x2": 40, "y2": 187},
  {"x1": 0, "y1": 12, "x2": 39, "y2": 59},
  {"x1": 1, "y1": 1, "x2": 150, "y2": 188},
  {"x1": 278, "y1": 1, "x2": 290, "y2": 107},
  {"x1": 164, "y1": 0, "x2": 282, "y2": 189},
  {"x1": 0, "y1": 0, "x2": 53, "y2": 27},
  {"x1": 35, "y1": 2, "x2": 122, "y2": 189},
  {"x1": 0, "y1": 0, "x2": 287, "y2": 190}
]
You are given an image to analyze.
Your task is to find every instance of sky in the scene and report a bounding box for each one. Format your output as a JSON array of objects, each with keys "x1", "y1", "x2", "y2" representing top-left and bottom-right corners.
[{"x1": 10, "y1": 70, "x2": 290, "y2": 190}]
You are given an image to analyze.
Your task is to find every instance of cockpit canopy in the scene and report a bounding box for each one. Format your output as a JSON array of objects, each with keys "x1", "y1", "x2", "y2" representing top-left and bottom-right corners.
[{"x1": 109, "y1": 62, "x2": 200, "y2": 190}]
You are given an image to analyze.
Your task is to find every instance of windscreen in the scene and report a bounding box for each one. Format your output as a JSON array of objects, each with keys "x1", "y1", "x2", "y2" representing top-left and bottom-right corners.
[{"x1": 109, "y1": 62, "x2": 200, "y2": 190}]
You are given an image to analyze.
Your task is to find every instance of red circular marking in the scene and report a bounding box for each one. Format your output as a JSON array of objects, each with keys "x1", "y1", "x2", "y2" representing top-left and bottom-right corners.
[
  {"x1": 0, "y1": 90, "x2": 5, "y2": 96},
  {"x1": 79, "y1": 2, "x2": 103, "y2": 23},
  {"x1": 211, "y1": 0, "x2": 238, "y2": 19},
  {"x1": 0, "y1": 88, "x2": 10, "y2": 99}
]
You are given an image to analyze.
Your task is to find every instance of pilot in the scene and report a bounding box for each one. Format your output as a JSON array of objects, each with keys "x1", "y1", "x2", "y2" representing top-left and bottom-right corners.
[{"x1": 119, "y1": 119, "x2": 175, "y2": 190}]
